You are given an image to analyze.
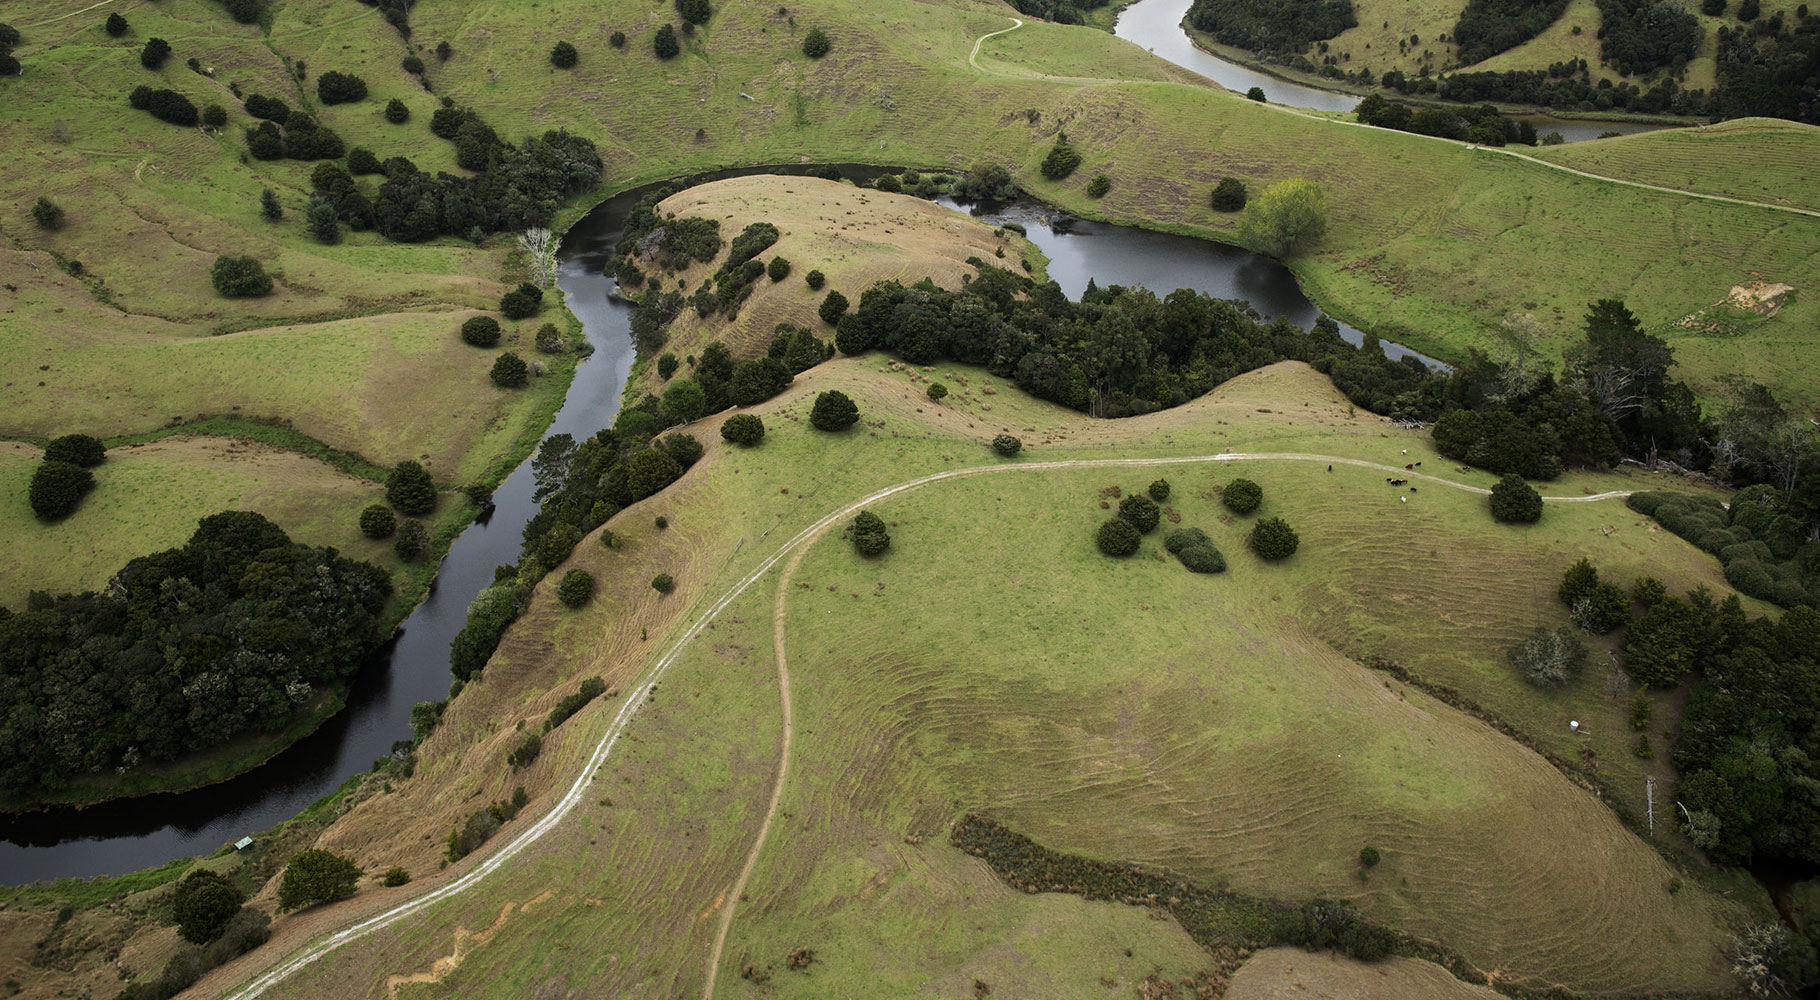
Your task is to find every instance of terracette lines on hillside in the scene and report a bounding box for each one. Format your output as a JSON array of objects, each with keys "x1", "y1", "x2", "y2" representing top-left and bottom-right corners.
[{"x1": 218, "y1": 451, "x2": 1627, "y2": 1000}]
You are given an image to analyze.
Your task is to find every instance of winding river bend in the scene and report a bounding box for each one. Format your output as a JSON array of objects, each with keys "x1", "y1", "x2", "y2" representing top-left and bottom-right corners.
[{"x1": 4, "y1": 162, "x2": 1439, "y2": 881}]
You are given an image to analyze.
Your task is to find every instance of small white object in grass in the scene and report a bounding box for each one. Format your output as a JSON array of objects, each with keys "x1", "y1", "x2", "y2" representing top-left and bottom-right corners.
[{"x1": 1570, "y1": 720, "x2": 1580, "y2": 732}]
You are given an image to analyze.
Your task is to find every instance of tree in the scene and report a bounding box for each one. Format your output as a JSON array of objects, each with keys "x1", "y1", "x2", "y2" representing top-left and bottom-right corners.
[
  {"x1": 383, "y1": 867, "x2": 412, "y2": 887},
  {"x1": 1222, "y1": 478, "x2": 1262, "y2": 514},
  {"x1": 654, "y1": 23, "x2": 680, "y2": 58},
  {"x1": 491, "y1": 352, "x2": 530, "y2": 388},
  {"x1": 1246, "y1": 85, "x2": 1266, "y2": 101},
  {"x1": 1118, "y1": 494, "x2": 1160, "y2": 533},
  {"x1": 358, "y1": 504, "x2": 397, "y2": 539},
  {"x1": 171, "y1": 870, "x2": 245, "y2": 945},
  {"x1": 819, "y1": 289, "x2": 849, "y2": 326},
  {"x1": 1040, "y1": 138, "x2": 1083, "y2": 180},
  {"x1": 30, "y1": 196, "x2": 64, "y2": 231},
  {"x1": 393, "y1": 518, "x2": 429, "y2": 560},
  {"x1": 768, "y1": 256, "x2": 791, "y2": 282},
  {"x1": 1739, "y1": 0, "x2": 1760, "y2": 18},
  {"x1": 1573, "y1": 580, "x2": 1631, "y2": 634},
  {"x1": 1097, "y1": 517, "x2": 1141, "y2": 557},
  {"x1": 210, "y1": 255, "x2": 273, "y2": 297},
  {"x1": 810, "y1": 390, "x2": 859, "y2": 431},
  {"x1": 141, "y1": 37, "x2": 172, "y2": 69},
  {"x1": 1211, "y1": 178, "x2": 1248, "y2": 212},
  {"x1": 1564, "y1": 299, "x2": 1673, "y2": 423},
  {"x1": 802, "y1": 27, "x2": 831, "y2": 58},
  {"x1": 1359, "y1": 846, "x2": 1382, "y2": 867},
  {"x1": 557, "y1": 569, "x2": 595, "y2": 607},
  {"x1": 1559, "y1": 557, "x2": 1599, "y2": 607},
  {"x1": 610, "y1": 30, "x2": 627, "y2": 47},
  {"x1": 1249, "y1": 517, "x2": 1299, "y2": 560},
  {"x1": 316, "y1": 70, "x2": 368, "y2": 104},
  {"x1": 279, "y1": 850, "x2": 362, "y2": 911},
  {"x1": 402, "y1": 54, "x2": 425, "y2": 75},
  {"x1": 663, "y1": 378, "x2": 707, "y2": 422},
  {"x1": 805, "y1": 269, "x2": 825, "y2": 290},
  {"x1": 1489, "y1": 473, "x2": 1542, "y2": 523},
  {"x1": 550, "y1": 41, "x2": 579, "y2": 68},
  {"x1": 347, "y1": 147, "x2": 382, "y2": 175},
  {"x1": 385, "y1": 98, "x2": 409, "y2": 123},
  {"x1": 993, "y1": 434, "x2": 1022, "y2": 457},
  {"x1": 500, "y1": 289, "x2": 539, "y2": 319},
  {"x1": 106, "y1": 12, "x2": 129, "y2": 36},
  {"x1": 260, "y1": 188, "x2": 283, "y2": 221},
  {"x1": 1148, "y1": 478, "x2": 1170, "y2": 502},
  {"x1": 1239, "y1": 179, "x2": 1327, "y2": 257},
  {"x1": 436, "y1": 40, "x2": 453, "y2": 60},
  {"x1": 44, "y1": 434, "x2": 105, "y2": 468},
  {"x1": 652, "y1": 573, "x2": 675, "y2": 593},
  {"x1": 1508, "y1": 626, "x2": 1586, "y2": 687},
  {"x1": 1623, "y1": 595, "x2": 1702, "y2": 687},
  {"x1": 721, "y1": 413, "x2": 765, "y2": 446},
  {"x1": 461, "y1": 315, "x2": 501, "y2": 347},
  {"x1": 29, "y1": 460, "x2": 95, "y2": 520},
  {"x1": 660, "y1": 433, "x2": 703, "y2": 468},
  {"x1": 1087, "y1": 174, "x2": 1111, "y2": 198},
  {"x1": 307, "y1": 200, "x2": 340, "y2": 244},
  {"x1": 926, "y1": 382, "x2": 948, "y2": 402},
  {"x1": 387, "y1": 460, "x2": 437, "y2": 515},
  {"x1": 202, "y1": 103, "x2": 228, "y2": 128},
  {"x1": 678, "y1": 0, "x2": 713, "y2": 24},
  {"x1": 852, "y1": 510, "x2": 890, "y2": 556}
]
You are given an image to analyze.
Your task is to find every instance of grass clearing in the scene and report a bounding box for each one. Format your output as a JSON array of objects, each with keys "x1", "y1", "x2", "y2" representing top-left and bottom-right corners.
[{"x1": 1531, "y1": 117, "x2": 1820, "y2": 213}]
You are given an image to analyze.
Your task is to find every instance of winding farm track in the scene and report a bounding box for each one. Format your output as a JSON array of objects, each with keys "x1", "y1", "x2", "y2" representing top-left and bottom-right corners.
[
  {"x1": 971, "y1": 16, "x2": 1820, "y2": 221},
  {"x1": 214, "y1": 450, "x2": 1628, "y2": 1000}
]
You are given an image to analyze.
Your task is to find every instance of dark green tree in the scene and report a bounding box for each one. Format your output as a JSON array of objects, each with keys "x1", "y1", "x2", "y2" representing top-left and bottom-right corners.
[
  {"x1": 31, "y1": 197, "x2": 64, "y2": 231},
  {"x1": 1489, "y1": 473, "x2": 1543, "y2": 523},
  {"x1": 260, "y1": 188, "x2": 283, "y2": 220},
  {"x1": 141, "y1": 37, "x2": 172, "y2": 69},
  {"x1": 1118, "y1": 494, "x2": 1160, "y2": 533},
  {"x1": 1249, "y1": 516, "x2": 1299, "y2": 560},
  {"x1": 491, "y1": 352, "x2": 530, "y2": 388},
  {"x1": 654, "y1": 23, "x2": 680, "y2": 58},
  {"x1": 461, "y1": 315, "x2": 501, "y2": 347},
  {"x1": 347, "y1": 147, "x2": 382, "y2": 175},
  {"x1": 279, "y1": 850, "x2": 361, "y2": 911},
  {"x1": 721, "y1": 413, "x2": 765, "y2": 446},
  {"x1": 386, "y1": 460, "x2": 436, "y2": 515},
  {"x1": 499, "y1": 289, "x2": 539, "y2": 319},
  {"x1": 1246, "y1": 86, "x2": 1266, "y2": 101},
  {"x1": 660, "y1": 433, "x2": 703, "y2": 468},
  {"x1": 767, "y1": 256, "x2": 791, "y2": 282},
  {"x1": 210, "y1": 255, "x2": 273, "y2": 297},
  {"x1": 663, "y1": 377, "x2": 707, "y2": 422},
  {"x1": 557, "y1": 569, "x2": 595, "y2": 607},
  {"x1": 316, "y1": 70, "x2": 368, "y2": 104},
  {"x1": 992, "y1": 434, "x2": 1022, "y2": 457},
  {"x1": 307, "y1": 199, "x2": 341, "y2": 244},
  {"x1": 383, "y1": 868, "x2": 411, "y2": 887},
  {"x1": 652, "y1": 573, "x2": 676, "y2": 593},
  {"x1": 926, "y1": 382, "x2": 948, "y2": 401},
  {"x1": 1211, "y1": 177, "x2": 1248, "y2": 211},
  {"x1": 819, "y1": 289, "x2": 849, "y2": 326},
  {"x1": 550, "y1": 41, "x2": 579, "y2": 68},
  {"x1": 802, "y1": 27, "x2": 831, "y2": 58},
  {"x1": 393, "y1": 519, "x2": 429, "y2": 560},
  {"x1": 1559, "y1": 557, "x2": 1599, "y2": 607},
  {"x1": 29, "y1": 461, "x2": 95, "y2": 521},
  {"x1": 358, "y1": 504, "x2": 397, "y2": 539},
  {"x1": 610, "y1": 30, "x2": 627, "y2": 47},
  {"x1": 677, "y1": 0, "x2": 713, "y2": 24},
  {"x1": 1623, "y1": 595, "x2": 1702, "y2": 687},
  {"x1": 1148, "y1": 478, "x2": 1170, "y2": 501},
  {"x1": 385, "y1": 98, "x2": 410, "y2": 123},
  {"x1": 810, "y1": 390, "x2": 859, "y2": 431},
  {"x1": 1222, "y1": 478, "x2": 1262, "y2": 514},
  {"x1": 1039, "y1": 139, "x2": 1083, "y2": 180},
  {"x1": 44, "y1": 434, "x2": 105, "y2": 468},
  {"x1": 201, "y1": 104, "x2": 228, "y2": 128},
  {"x1": 1096, "y1": 517, "x2": 1141, "y2": 557},
  {"x1": 106, "y1": 12, "x2": 129, "y2": 36},
  {"x1": 171, "y1": 870, "x2": 245, "y2": 945},
  {"x1": 1573, "y1": 580, "x2": 1631, "y2": 634},
  {"x1": 852, "y1": 510, "x2": 890, "y2": 556},
  {"x1": 1086, "y1": 174, "x2": 1111, "y2": 198},
  {"x1": 402, "y1": 55, "x2": 425, "y2": 74},
  {"x1": 805, "y1": 269, "x2": 826, "y2": 290}
]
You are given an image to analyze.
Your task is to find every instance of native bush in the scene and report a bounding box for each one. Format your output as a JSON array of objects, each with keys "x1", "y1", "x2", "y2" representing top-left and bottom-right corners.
[
  {"x1": 449, "y1": 580, "x2": 521, "y2": 680},
  {"x1": 244, "y1": 93, "x2": 289, "y2": 121},
  {"x1": 44, "y1": 434, "x2": 105, "y2": 468},
  {"x1": 133, "y1": 87, "x2": 199, "y2": 125},
  {"x1": 1118, "y1": 494, "x2": 1160, "y2": 533},
  {"x1": 402, "y1": 54, "x2": 424, "y2": 75},
  {"x1": 1165, "y1": 528, "x2": 1225, "y2": 572},
  {"x1": 720, "y1": 414, "x2": 764, "y2": 446},
  {"x1": 811, "y1": 390, "x2": 859, "y2": 431},
  {"x1": 819, "y1": 289, "x2": 849, "y2": 326},
  {"x1": 210, "y1": 255, "x2": 272, "y2": 297},
  {"x1": 1211, "y1": 177, "x2": 1248, "y2": 211},
  {"x1": 1508, "y1": 626, "x2": 1586, "y2": 687},
  {"x1": 106, "y1": 12, "x2": 129, "y2": 36},
  {"x1": 316, "y1": 70, "x2": 368, "y2": 104},
  {"x1": 767, "y1": 256, "x2": 791, "y2": 282},
  {"x1": 610, "y1": 30, "x2": 627, "y2": 47},
  {"x1": 1249, "y1": 517, "x2": 1299, "y2": 560},
  {"x1": 1489, "y1": 473, "x2": 1543, "y2": 523},
  {"x1": 32, "y1": 197, "x2": 65, "y2": 231},
  {"x1": 848, "y1": 509, "x2": 891, "y2": 556},
  {"x1": 652, "y1": 573, "x2": 675, "y2": 593},
  {"x1": 1558, "y1": 557, "x2": 1599, "y2": 606},
  {"x1": 805, "y1": 269, "x2": 825, "y2": 290},
  {"x1": 385, "y1": 98, "x2": 409, "y2": 123},
  {"x1": 926, "y1": 382, "x2": 948, "y2": 402},
  {"x1": 875, "y1": 173, "x2": 902, "y2": 193},
  {"x1": 1148, "y1": 478, "x2": 1170, "y2": 502},
  {"x1": 393, "y1": 519, "x2": 429, "y2": 560},
  {"x1": 550, "y1": 41, "x2": 578, "y2": 68},
  {"x1": 993, "y1": 434, "x2": 1022, "y2": 457},
  {"x1": 655, "y1": 23, "x2": 680, "y2": 58},
  {"x1": 1222, "y1": 478, "x2": 1262, "y2": 514},
  {"x1": 1573, "y1": 580, "x2": 1631, "y2": 634},
  {"x1": 555, "y1": 568, "x2": 594, "y2": 608},
  {"x1": 660, "y1": 433, "x2": 703, "y2": 469},
  {"x1": 544, "y1": 677, "x2": 606, "y2": 732},
  {"x1": 359, "y1": 504, "x2": 397, "y2": 539},
  {"x1": 1097, "y1": 517, "x2": 1141, "y2": 557},
  {"x1": 1040, "y1": 138, "x2": 1083, "y2": 180},
  {"x1": 347, "y1": 147, "x2": 382, "y2": 175},
  {"x1": 803, "y1": 27, "x2": 831, "y2": 57},
  {"x1": 278, "y1": 850, "x2": 361, "y2": 911},
  {"x1": 171, "y1": 870, "x2": 244, "y2": 945},
  {"x1": 386, "y1": 461, "x2": 436, "y2": 515},
  {"x1": 500, "y1": 289, "x2": 538, "y2": 320},
  {"x1": 662, "y1": 375, "x2": 707, "y2": 423},
  {"x1": 141, "y1": 37, "x2": 172, "y2": 69},
  {"x1": 382, "y1": 868, "x2": 411, "y2": 887},
  {"x1": 535, "y1": 323, "x2": 564, "y2": 353},
  {"x1": 491, "y1": 352, "x2": 529, "y2": 388},
  {"x1": 506, "y1": 731, "x2": 541, "y2": 768},
  {"x1": 1086, "y1": 174, "x2": 1111, "y2": 198}
]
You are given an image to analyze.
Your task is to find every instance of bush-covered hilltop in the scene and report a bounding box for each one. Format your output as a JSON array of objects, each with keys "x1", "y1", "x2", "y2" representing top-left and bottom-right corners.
[{"x1": 0, "y1": 513, "x2": 391, "y2": 800}]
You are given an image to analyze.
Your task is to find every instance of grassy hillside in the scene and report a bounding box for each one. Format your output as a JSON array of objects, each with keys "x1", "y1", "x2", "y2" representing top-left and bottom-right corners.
[
  {"x1": 191, "y1": 362, "x2": 1765, "y2": 1000},
  {"x1": 1532, "y1": 117, "x2": 1820, "y2": 212}
]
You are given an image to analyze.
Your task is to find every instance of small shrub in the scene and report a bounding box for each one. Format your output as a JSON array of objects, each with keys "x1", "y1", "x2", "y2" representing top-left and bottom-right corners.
[
  {"x1": 654, "y1": 23, "x2": 680, "y2": 58},
  {"x1": 652, "y1": 573, "x2": 675, "y2": 593},
  {"x1": 1222, "y1": 478, "x2": 1262, "y2": 514},
  {"x1": 500, "y1": 289, "x2": 539, "y2": 319},
  {"x1": 491, "y1": 352, "x2": 529, "y2": 388},
  {"x1": 1117, "y1": 494, "x2": 1160, "y2": 533},
  {"x1": 1358, "y1": 846, "x2": 1381, "y2": 868},
  {"x1": 1086, "y1": 174, "x2": 1111, "y2": 198},
  {"x1": 106, "y1": 12, "x2": 129, "y2": 36},
  {"x1": 1246, "y1": 85, "x2": 1266, "y2": 101},
  {"x1": 30, "y1": 197, "x2": 65, "y2": 231},
  {"x1": 721, "y1": 413, "x2": 765, "y2": 446},
  {"x1": 810, "y1": 390, "x2": 859, "y2": 431},
  {"x1": 1177, "y1": 542, "x2": 1226, "y2": 573},
  {"x1": 767, "y1": 256, "x2": 791, "y2": 282},
  {"x1": 393, "y1": 520, "x2": 429, "y2": 561},
  {"x1": 557, "y1": 569, "x2": 595, "y2": 607},
  {"x1": 201, "y1": 104, "x2": 228, "y2": 128},
  {"x1": 1096, "y1": 518, "x2": 1141, "y2": 557},
  {"x1": 170, "y1": 870, "x2": 245, "y2": 945},
  {"x1": 506, "y1": 731, "x2": 542, "y2": 768},
  {"x1": 347, "y1": 147, "x2": 382, "y2": 175},
  {"x1": 1147, "y1": 478, "x2": 1170, "y2": 502},
  {"x1": 1629, "y1": 690, "x2": 1653, "y2": 731},
  {"x1": 402, "y1": 55, "x2": 424, "y2": 75},
  {"x1": 655, "y1": 515, "x2": 669, "y2": 529},
  {"x1": 210, "y1": 256, "x2": 273, "y2": 297},
  {"x1": 461, "y1": 315, "x2": 502, "y2": 348},
  {"x1": 536, "y1": 323, "x2": 564, "y2": 353},
  {"x1": 387, "y1": 461, "x2": 436, "y2": 515},
  {"x1": 359, "y1": 504, "x2": 397, "y2": 539},
  {"x1": 610, "y1": 30, "x2": 627, "y2": 47},
  {"x1": 1211, "y1": 177, "x2": 1248, "y2": 212},
  {"x1": 550, "y1": 41, "x2": 578, "y2": 68},
  {"x1": 278, "y1": 849, "x2": 362, "y2": 911},
  {"x1": 802, "y1": 27, "x2": 831, "y2": 58},
  {"x1": 1489, "y1": 473, "x2": 1542, "y2": 523},
  {"x1": 1633, "y1": 734, "x2": 1654, "y2": 759},
  {"x1": 657, "y1": 352, "x2": 679, "y2": 378},
  {"x1": 384, "y1": 98, "x2": 410, "y2": 123},
  {"x1": 1039, "y1": 139, "x2": 1082, "y2": 180},
  {"x1": 852, "y1": 510, "x2": 890, "y2": 556},
  {"x1": 381, "y1": 868, "x2": 411, "y2": 887},
  {"x1": 805, "y1": 269, "x2": 825, "y2": 290},
  {"x1": 44, "y1": 434, "x2": 105, "y2": 468},
  {"x1": 141, "y1": 37, "x2": 172, "y2": 69},
  {"x1": 992, "y1": 434, "x2": 1022, "y2": 457},
  {"x1": 818, "y1": 290, "x2": 849, "y2": 325},
  {"x1": 316, "y1": 70, "x2": 368, "y2": 104},
  {"x1": 926, "y1": 382, "x2": 948, "y2": 401},
  {"x1": 1508, "y1": 626, "x2": 1586, "y2": 687},
  {"x1": 1249, "y1": 516, "x2": 1298, "y2": 560}
]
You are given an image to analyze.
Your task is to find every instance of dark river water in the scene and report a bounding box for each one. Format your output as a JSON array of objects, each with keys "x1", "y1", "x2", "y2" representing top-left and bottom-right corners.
[{"x1": 3, "y1": 159, "x2": 1438, "y2": 882}]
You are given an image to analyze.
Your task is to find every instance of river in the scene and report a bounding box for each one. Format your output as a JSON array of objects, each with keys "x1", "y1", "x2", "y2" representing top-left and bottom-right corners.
[
  {"x1": 4, "y1": 161, "x2": 1441, "y2": 881},
  {"x1": 1111, "y1": 0, "x2": 1667, "y2": 142}
]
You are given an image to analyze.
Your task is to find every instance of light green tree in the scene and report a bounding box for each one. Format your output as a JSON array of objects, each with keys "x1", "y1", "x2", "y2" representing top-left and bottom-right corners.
[{"x1": 1238, "y1": 179, "x2": 1327, "y2": 258}]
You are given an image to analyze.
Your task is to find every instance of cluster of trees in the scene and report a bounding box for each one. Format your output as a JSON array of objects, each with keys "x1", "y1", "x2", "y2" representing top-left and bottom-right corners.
[
  {"x1": 1003, "y1": 0, "x2": 1110, "y2": 26},
  {"x1": 1392, "y1": 65, "x2": 1710, "y2": 117},
  {"x1": 1630, "y1": 489, "x2": 1818, "y2": 608},
  {"x1": 242, "y1": 97, "x2": 347, "y2": 161},
  {"x1": 1711, "y1": 12, "x2": 1820, "y2": 124},
  {"x1": 0, "y1": 22, "x2": 20, "y2": 76},
  {"x1": 1355, "y1": 94, "x2": 1540, "y2": 146},
  {"x1": 1594, "y1": 0, "x2": 1702, "y2": 77},
  {"x1": 0, "y1": 512, "x2": 392, "y2": 797},
  {"x1": 1451, "y1": 0, "x2": 1571, "y2": 65},
  {"x1": 1186, "y1": 0, "x2": 1358, "y2": 55},
  {"x1": 28, "y1": 434, "x2": 105, "y2": 521},
  {"x1": 118, "y1": 877, "x2": 269, "y2": 1000},
  {"x1": 315, "y1": 70, "x2": 368, "y2": 104},
  {"x1": 445, "y1": 786, "x2": 530, "y2": 861},
  {"x1": 129, "y1": 86, "x2": 200, "y2": 126},
  {"x1": 298, "y1": 108, "x2": 600, "y2": 243}
]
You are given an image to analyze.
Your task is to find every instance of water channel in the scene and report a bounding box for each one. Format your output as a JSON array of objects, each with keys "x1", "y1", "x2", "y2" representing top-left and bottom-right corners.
[{"x1": 5, "y1": 151, "x2": 1443, "y2": 880}]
